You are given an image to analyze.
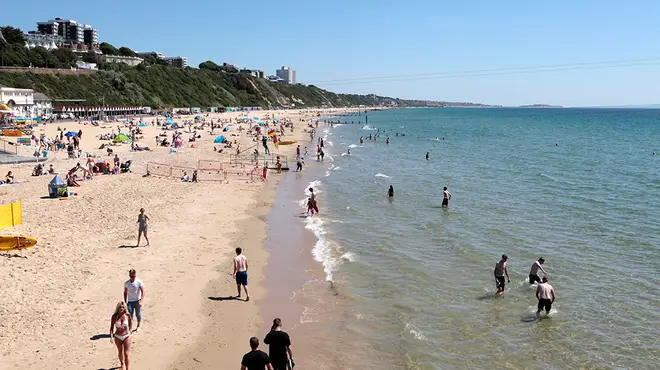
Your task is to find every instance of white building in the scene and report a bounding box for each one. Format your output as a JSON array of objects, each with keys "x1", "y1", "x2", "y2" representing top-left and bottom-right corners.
[
  {"x1": 103, "y1": 55, "x2": 144, "y2": 66},
  {"x1": 76, "y1": 61, "x2": 98, "y2": 70},
  {"x1": 25, "y1": 33, "x2": 65, "y2": 50},
  {"x1": 276, "y1": 66, "x2": 296, "y2": 84},
  {"x1": 0, "y1": 85, "x2": 34, "y2": 116},
  {"x1": 163, "y1": 56, "x2": 188, "y2": 68},
  {"x1": 137, "y1": 51, "x2": 165, "y2": 60},
  {"x1": 33, "y1": 93, "x2": 53, "y2": 117}
]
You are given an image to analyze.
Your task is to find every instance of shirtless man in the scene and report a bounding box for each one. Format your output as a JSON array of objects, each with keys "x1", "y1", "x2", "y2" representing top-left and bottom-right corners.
[
  {"x1": 442, "y1": 187, "x2": 451, "y2": 207},
  {"x1": 528, "y1": 258, "x2": 547, "y2": 284},
  {"x1": 233, "y1": 247, "x2": 250, "y2": 301},
  {"x1": 535, "y1": 277, "x2": 555, "y2": 317},
  {"x1": 494, "y1": 254, "x2": 510, "y2": 296}
]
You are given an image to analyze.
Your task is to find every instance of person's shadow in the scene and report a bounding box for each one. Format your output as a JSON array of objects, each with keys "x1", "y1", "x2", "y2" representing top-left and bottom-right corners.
[
  {"x1": 90, "y1": 333, "x2": 111, "y2": 340},
  {"x1": 208, "y1": 296, "x2": 244, "y2": 302},
  {"x1": 118, "y1": 245, "x2": 138, "y2": 248}
]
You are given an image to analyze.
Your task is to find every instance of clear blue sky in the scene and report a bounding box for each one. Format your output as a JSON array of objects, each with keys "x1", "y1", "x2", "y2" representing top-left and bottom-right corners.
[{"x1": 5, "y1": 1, "x2": 660, "y2": 106}]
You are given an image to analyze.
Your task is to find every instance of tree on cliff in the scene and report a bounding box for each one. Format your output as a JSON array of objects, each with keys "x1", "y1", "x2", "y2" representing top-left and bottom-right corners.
[
  {"x1": 199, "y1": 60, "x2": 222, "y2": 72},
  {"x1": 99, "y1": 42, "x2": 119, "y2": 56},
  {"x1": 118, "y1": 47, "x2": 136, "y2": 57},
  {"x1": 0, "y1": 27, "x2": 26, "y2": 45}
]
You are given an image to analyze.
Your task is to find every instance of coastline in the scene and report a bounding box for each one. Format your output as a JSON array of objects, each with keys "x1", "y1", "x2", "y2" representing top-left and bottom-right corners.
[{"x1": 0, "y1": 108, "x2": 353, "y2": 369}]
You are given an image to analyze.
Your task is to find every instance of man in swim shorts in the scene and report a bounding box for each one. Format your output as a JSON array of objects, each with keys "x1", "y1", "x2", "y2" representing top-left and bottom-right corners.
[
  {"x1": 528, "y1": 258, "x2": 547, "y2": 284},
  {"x1": 233, "y1": 247, "x2": 250, "y2": 301},
  {"x1": 494, "y1": 254, "x2": 510, "y2": 296},
  {"x1": 536, "y1": 277, "x2": 555, "y2": 316},
  {"x1": 442, "y1": 187, "x2": 451, "y2": 207}
]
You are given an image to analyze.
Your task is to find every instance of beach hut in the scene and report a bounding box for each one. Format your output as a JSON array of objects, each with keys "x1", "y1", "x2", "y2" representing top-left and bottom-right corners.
[
  {"x1": 48, "y1": 176, "x2": 67, "y2": 198},
  {"x1": 113, "y1": 133, "x2": 131, "y2": 143},
  {"x1": 213, "y1": 135, "x2": 226, "y2": 143}
]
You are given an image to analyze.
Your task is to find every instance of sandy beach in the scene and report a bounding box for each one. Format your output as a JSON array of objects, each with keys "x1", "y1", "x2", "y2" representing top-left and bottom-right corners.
[{"x1": 0, "y1": 108, "x2": 354, "y2": 369}]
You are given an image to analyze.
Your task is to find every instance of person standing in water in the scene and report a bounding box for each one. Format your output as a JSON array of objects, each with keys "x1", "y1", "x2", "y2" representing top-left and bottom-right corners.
[
  {"x1": 535, "y1": 277, "x2": 555, "y2": 317},
  {"x1": 426, "y1": 152, "x2": 430, "y2": 160},
  {"x1": 388, "y1": 185, "x2": 394, "y2": 198},
  {"x1": 494, "y1": 254, "x2": 510, "y2": 296},
  {"x1": 442, "y1": 187, "x2": 451, "y2": 207},
  {"x1": 136, "y1": 208, "x2": 150, "y2": 247},
  {"x1": 528, "y1": 258, "x2": 547, "y2": 284}
]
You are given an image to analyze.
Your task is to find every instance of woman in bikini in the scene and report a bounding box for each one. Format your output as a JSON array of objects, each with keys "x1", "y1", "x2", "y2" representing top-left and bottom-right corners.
[{"x1": 110, "y1": 301, "x2": 133, "y2": 370}]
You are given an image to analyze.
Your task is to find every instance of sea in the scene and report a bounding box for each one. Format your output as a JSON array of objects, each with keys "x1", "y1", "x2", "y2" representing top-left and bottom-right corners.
[{"x1": 278, "y1": 108, "x2": 660, "y2": 369}]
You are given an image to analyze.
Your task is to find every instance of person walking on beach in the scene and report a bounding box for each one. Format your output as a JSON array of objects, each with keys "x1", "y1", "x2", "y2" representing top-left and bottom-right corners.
[
  {"x1": 110, "y1": 301, "x2": 132, "y2": 370},
  {"x1": 136, "y1": 208, "x2": 150, "y2": 247},
  {"x1": 241, "y1": 337, "x2": 273, "y2": 370},
  {"x1": 442, "y1": 187, "x2": 451, "y2": 207},
  {"x1": 264, "y1": 318, "x2": 293, "y2": 370},
  {"x1": 320, "y1": 148, "x2": 325, "y2": 162},
  {"x1": 494, "y1": 254, "x2": 510, "y2": 296},
  {"x1": 233, "y1": 247, "x2": 250, "y2": 301},
  {"x1": 262, "y1": 136, "x2": 270, "y2": 155},
  {"x1": 536, "y1": 277, "x2": 555, "y2": 317},
  {"x1": 296, "y1": 157, "x2": 304, "y2": 172},
  {"x1": 529, "y1": 258, "x2": 547, "y2": 284},
  {"x1": 296, "y1": 145, "x2": 301, "y2": 160},
  {"x1": 124, "y1": 269, "x2": 144, "y2": 331},
  {"x1": 388, "y1": 185, "x2": 394, "y2": 199}
]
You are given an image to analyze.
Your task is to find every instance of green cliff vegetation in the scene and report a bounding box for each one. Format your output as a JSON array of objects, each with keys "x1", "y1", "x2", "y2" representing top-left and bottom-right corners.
[{"x1": 1, "y1": 25, "x2": 472, "y2": 109}]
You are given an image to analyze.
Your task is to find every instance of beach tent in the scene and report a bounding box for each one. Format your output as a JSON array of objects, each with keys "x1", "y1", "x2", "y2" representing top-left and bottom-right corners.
[
  {"x1": 253, "y1": 116, "x2": 259, "y2": 120},
  {"x1": 273, "y1": 118, "x2": 279, "y2": 122},
  {"x1": 258, "y1": 121, "x2": 264, "y2": 125},
  {"x1": 48, "y1": 176, "x2": 67, "y2": 198},
  {"x1": 64, "y1": 131, "x2": 78, "y2": 137},
  {"x1": 223, "y1": 126, "x2": 229, "y2": 132},
  {"x1": 138, "y1": 123, "x2": 147, "y2": 127},
  {"x1": 113, "y1": 133, "x2": 131, "y2": 143},
  {"x1": 213, "y1": 135, "x2": 226, "y2": 143},
  {"x1": 195, "y1": 115, "x2": 201, "y2": 119}
]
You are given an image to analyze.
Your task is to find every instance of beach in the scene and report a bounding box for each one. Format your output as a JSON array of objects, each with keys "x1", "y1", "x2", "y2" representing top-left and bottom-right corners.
[{"x1": 0, "y1": 108, "x2": 352, "y2": 369}]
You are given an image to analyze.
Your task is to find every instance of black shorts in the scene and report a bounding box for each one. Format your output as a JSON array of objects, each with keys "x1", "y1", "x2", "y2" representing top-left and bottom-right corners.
[
  {"x1": 538, "y1": 298, "x2": 552, "y2": 313},
  {"x1": 442, "y1": 198, "x2": 449, "y2": 206},
  {"x1": 496, "y1": 276, "x2": 505, "y2": 289},
  {"x1": 529, "y1": 274, "x2": 541, "y2": 284},
  {"x1": 271, "y1": 361, "x2": 288, "y2": 370}
]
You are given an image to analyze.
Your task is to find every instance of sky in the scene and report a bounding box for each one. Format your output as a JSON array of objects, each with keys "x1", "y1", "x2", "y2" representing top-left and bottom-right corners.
[{"x1": 3, "y1": 0, "x2": 660, "y2": 106}]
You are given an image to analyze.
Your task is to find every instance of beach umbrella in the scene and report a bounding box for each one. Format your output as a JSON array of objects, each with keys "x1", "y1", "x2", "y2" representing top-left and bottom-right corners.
[
  {"x1": 253, "y1": 116, "x2": 259, "y2": 120},
  {"x1": 138, "y1": 123, "x2": 147, "y2": 127},
  {"x1": 64, "y1": 131, "x2": 77, "y2": 137},
  {"x1": 213, "y1": 135, "x2": 226, "y2": 143},
  {"x1": 258, "y1": 121, "x2": 264, "y2": 125},
  {"x1": 243, "y1": 117, "x2": 250, "y2": 121}
]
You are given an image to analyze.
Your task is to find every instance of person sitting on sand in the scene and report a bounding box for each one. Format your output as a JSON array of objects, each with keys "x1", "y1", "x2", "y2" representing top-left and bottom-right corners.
[
  {"x1": 48, "y1": 164, "x2": 56, "y2": 174},
  {"x1": 182, "y1": 172, "x2": 190, "y2": 182},
  {"x1": 66, "y1": 171, "x2": 80, "y2": 187},
  {"x1": 5, "y1": 171, "x2": 14, "y2": 184}
]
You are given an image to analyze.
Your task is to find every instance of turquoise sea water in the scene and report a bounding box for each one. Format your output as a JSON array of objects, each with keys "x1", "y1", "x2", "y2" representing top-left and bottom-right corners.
[{"x1": 302, "y1": 108, "x2": 660, "y2": 369}]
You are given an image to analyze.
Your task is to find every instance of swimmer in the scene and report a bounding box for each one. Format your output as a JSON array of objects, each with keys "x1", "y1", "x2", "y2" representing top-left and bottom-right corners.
[
  {"x1": 425, "y1": 152, "x2": 430, "y2": 160},
  {"x1": 535, "y1": 277, "x2": 555, "y2": 317},
  {"x1": 494, "y1": 254, "x2": 510, "y2": 296},
  {"x1": 347, "y1": 148, "x2": 351, "y2": 155},
  {"x1": 388, "y1": 185, "x2": 394, "y2": 198},
  {"x1": 528, "y1": 258, "x2": 547, "y2": 284}
]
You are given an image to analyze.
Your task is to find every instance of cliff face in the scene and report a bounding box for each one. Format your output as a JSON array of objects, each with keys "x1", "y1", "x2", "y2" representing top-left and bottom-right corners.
[{"x1": 0, "y1": 66, "x2": 448, "y2": 109}]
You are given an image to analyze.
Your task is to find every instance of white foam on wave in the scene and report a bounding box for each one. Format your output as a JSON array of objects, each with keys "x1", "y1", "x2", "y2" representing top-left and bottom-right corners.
[
  {"x1": 341, "y1": 252, "x2": 356, "y2": 262},
  {"x1": 333, "y1": 166, "x2": 341, "y2": 171},
  {"x1": 405, "y1": 322, "x2": 428, "y2": 341},
  {"x1": 375, "y1": 173, "x2": 391, "y2": 178},
  {"x1": 305, "y1": 216, "x2": 338, "y2": 281},
  {"x1": 341, "y1": 153, "x2": 348, "y2": 156},
  {"x1": 348, "y1": 144, "x2": 360, "y2": 148},
  {"x1": 325, "y1": 171, "x2": 331, "y2": 177},
  {"x1": 362, "y1": 125, "x2": 377, "y2": 131},
  {"x1": 327, "y1": 141, "x2": 334, "y2": 147}
]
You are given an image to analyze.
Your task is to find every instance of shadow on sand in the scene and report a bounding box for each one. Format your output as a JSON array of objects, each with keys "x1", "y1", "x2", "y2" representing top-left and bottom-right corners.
[
  {"x1": 90, "y1": 333, "x2": 111, "y2": 341},
  {"x1": 208, "y1": 296, "x2": 246, "y2": 302}
]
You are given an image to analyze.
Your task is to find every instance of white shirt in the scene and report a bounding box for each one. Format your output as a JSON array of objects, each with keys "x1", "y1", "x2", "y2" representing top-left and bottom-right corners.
[
  {"x1": 536, "y1": 282, "x2": 554, "y2": 300},
  {"x1": 125, "y1": 278, "x2": 143, "y2": 302},
  {"x1": 530, "y1": 261, "x2": 542, "y2": 275}
]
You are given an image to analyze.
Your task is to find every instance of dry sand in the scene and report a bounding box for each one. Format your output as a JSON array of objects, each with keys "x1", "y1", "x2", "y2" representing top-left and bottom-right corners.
[{"x1": 0, "y1": 108, "x2": 353, "y2": 369}]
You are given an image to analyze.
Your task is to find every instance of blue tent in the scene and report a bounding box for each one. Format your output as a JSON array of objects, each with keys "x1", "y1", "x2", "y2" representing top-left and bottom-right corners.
[
  {"x1": 258, "y1": 121, "x2": 264, "y2": 125},
  {"x1": 138, "y1": 123, "x2": 147, "y2": 127},
  {"x1": 223, "y1": 126, "x2": 229, "y2": 132},
  {"x1": 64, "y1": 131, "x2": 77, "y2": 137},
  {"x1": 273, "y1": 118, "x2": 279, "y2": 122},
  {"x1": 213, "y1": 135, "x2": 226, "y2": 143},
  {"x1": 195, "y1": 115, "x2": 201, "y2": 119}
]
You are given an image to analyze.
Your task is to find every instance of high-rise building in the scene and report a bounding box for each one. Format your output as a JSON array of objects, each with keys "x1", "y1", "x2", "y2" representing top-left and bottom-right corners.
[
  {"x1": 276, "y1": 66, "x2": 296, "y2": 84},
  {"x1": 82, "y1": 25, "x2": 98, "y2": 46},
  {"x1": 37, "y1": 18, "x2": 96, "y2": 45}
]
